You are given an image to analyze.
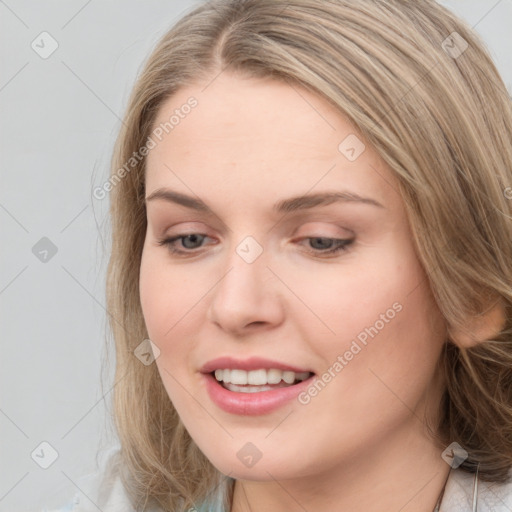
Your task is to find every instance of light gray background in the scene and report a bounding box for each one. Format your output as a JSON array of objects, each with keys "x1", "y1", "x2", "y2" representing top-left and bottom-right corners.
[{"x1": 1, "y1": 1, "x2": 511, "y2": 511}]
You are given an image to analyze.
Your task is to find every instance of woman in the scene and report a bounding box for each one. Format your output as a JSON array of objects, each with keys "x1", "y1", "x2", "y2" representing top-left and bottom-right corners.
[{"x1": 48, "y1": 0, "x2": 512, "y2": 510}]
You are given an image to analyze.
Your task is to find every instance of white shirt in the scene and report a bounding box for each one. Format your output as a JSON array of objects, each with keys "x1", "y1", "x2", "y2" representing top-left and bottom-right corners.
[{"x1": 42, "y1": 446, "x2": 512, "y2": 512}]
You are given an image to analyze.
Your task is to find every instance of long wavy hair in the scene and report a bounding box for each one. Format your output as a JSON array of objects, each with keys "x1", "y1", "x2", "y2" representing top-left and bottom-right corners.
[{"x1": 103, "y1": 1, "x2": 512, "y2": 510}]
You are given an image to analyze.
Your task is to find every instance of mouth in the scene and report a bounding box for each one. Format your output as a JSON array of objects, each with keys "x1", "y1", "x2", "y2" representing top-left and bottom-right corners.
[
  {"x1": 200, "y1": 357, "x2": 316, "y2": 414},
  {"x1": 211, "y1": 368, "x2": 314, "y2": 393},
  {"x1": 202, "y1": 364, "x2": 316, "y2": 415}
]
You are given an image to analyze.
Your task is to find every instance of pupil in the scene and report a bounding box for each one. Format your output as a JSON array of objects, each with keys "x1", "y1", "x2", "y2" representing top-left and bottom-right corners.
[
  {"x1": 183, "y1": 234, "x2": 203, "y2": 249},
  {"x1": 311, "y1": 237, "x2": 332, "y2": 250}
]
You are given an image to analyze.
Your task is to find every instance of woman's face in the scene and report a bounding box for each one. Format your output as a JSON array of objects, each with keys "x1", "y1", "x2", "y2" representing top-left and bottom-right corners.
[{"x1": 140, "y1": 72, "x2": 448, "y2": 481}]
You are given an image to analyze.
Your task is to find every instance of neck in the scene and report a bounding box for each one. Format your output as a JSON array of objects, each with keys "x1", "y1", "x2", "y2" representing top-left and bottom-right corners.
[{"x1": 230, "y1": 421, "x2": 451, "y2": 512}]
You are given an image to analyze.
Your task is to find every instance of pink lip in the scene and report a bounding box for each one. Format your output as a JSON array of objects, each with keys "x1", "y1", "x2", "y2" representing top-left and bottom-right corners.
[
  {"x1": 202, "y1": 372, "x2": 316, "y2": 416},
  {"x1": 200, "y1": 356, "x2": 312, "y2": 374}
]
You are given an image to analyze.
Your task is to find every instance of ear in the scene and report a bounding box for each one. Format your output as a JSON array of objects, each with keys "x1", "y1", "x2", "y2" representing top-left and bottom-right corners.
[{"x1": 449, "y1": 298, "x2": 507, "y2": 348}]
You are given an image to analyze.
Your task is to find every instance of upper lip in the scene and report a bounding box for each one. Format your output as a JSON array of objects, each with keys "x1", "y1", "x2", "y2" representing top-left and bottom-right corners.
[{"x1": 200, "y1": 356, "x2": 313, "y2": 374}]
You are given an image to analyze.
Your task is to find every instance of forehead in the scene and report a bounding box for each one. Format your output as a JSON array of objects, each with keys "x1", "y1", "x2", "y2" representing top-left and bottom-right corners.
[
  {"x1": 150, "y1": 72, "x2": 352, "y2": 156},
  {"x1": 145, "y1": 72, "x2": 398, "y2": 210}
]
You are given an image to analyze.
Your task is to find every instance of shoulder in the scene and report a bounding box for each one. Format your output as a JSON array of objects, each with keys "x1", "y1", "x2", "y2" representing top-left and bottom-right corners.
[
  {"x1": 40, "y1": 446, "x2": 162, "y2": 512},
  {"x1": 440, "y1": 468, "x2": 512, "y2": 512}
]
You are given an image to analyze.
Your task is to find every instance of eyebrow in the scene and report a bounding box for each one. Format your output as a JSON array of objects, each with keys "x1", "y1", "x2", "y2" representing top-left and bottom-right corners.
[{"x1": 145, "y1": 188, "x2": 385, "y2": 214}]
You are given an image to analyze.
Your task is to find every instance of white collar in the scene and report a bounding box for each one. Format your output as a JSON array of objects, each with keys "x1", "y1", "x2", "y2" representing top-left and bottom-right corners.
[{"x1": 440, "y1": 468, "x2": 512, "y2": 511}]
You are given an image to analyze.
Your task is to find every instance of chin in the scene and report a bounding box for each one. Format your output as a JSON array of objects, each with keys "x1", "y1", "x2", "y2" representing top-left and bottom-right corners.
[{"x1": 213, "y1": 458, "x2": 292, "y2": 481}]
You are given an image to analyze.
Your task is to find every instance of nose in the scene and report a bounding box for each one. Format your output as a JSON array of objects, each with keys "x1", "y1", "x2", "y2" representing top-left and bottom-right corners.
[{"x1": 206, "y1": 242, "x2": 285, "y2": 336}]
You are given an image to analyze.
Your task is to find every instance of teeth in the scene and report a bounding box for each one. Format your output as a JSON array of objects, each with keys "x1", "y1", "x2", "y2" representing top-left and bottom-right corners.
[
  {"x1": 231, "y1": 369, "x2": 248, "y2": 385},
  {"x1": 283, "y1": 371, "x2": 295, "y2": 384},
  {"x1": 214, "y1": 368, "x2": 310, "y2": 386},
  {"x1": 267, "y1": 368, "x2": 282, "y2": 384}
]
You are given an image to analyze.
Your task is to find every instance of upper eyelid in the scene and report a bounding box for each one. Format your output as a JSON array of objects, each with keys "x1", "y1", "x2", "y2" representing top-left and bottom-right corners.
[
  {"x1": 154, "y1": 219, "x2": 355, "y2": 235},
  {"x1": 146, "y1": 208, "x2": 363, "y2": 232}
]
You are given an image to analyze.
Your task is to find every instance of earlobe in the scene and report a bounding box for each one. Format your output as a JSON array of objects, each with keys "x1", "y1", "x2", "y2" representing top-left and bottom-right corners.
[{"x1": 449, "y1": 299, "x2": 507, "y2": 348}]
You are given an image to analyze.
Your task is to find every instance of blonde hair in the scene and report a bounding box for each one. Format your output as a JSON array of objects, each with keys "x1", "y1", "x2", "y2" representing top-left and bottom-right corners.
[{"x1": 105, "y1": 0, "x2": 512, "y2": 510}]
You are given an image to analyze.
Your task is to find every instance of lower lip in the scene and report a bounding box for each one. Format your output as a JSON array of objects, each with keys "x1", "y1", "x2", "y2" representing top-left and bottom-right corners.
[{"x1": 202, "y1": 372, "x2": 315, "y2": 415}]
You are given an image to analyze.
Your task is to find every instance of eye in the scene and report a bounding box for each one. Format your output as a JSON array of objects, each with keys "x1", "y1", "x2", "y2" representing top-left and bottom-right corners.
[
  {"x1": 298, "y1": 236, "x2": 354, "y2": 257},
  {"x1": 156, "y1": 233, "x2": 355, "y2": 258},
  {"x1": 157, "y1": 233, "x2": 213, "y2": 255}
]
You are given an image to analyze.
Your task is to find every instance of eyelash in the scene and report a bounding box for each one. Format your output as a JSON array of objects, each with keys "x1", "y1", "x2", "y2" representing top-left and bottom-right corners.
[{"x1": 156, "y1": 234, "x2": 354, "y2": 258}]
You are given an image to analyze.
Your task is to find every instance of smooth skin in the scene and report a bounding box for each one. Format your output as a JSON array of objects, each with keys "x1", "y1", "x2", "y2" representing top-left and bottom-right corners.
[{"x1": 139, "y1": 71, "x2": 453, "y2": 511}]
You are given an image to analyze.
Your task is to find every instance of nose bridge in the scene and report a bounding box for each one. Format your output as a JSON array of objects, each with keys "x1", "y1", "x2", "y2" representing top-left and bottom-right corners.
[
  {"x1": 207, "y1": 234, "x2": 284, "y2": 331},
  {"x1": 216, "y1": 234, "x2": 269, "y2": 305}
]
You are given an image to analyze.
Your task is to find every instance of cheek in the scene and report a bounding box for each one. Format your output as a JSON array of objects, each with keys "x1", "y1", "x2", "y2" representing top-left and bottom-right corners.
[
  {"x1": 314, "y1": 254, "x2": 444, "y2": 407},
  {"x1": 285, "y1": 247, "x2": 407, "y2": 344},
  {"x1": 139, "y1": 247, "x2": 204, "y2": 342},
  {"x1": 139, "y1": 253, "x2": 168, "y2": 340},
  {"x1": 294, "y1": 238, "x2": 445, "y2": 372},
  {"x1": 139, "y1": 250, "x2": 199, "y2": 397},
  {"x1": 138, "y1": 247, "x2": 219, "y2": 403}
]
